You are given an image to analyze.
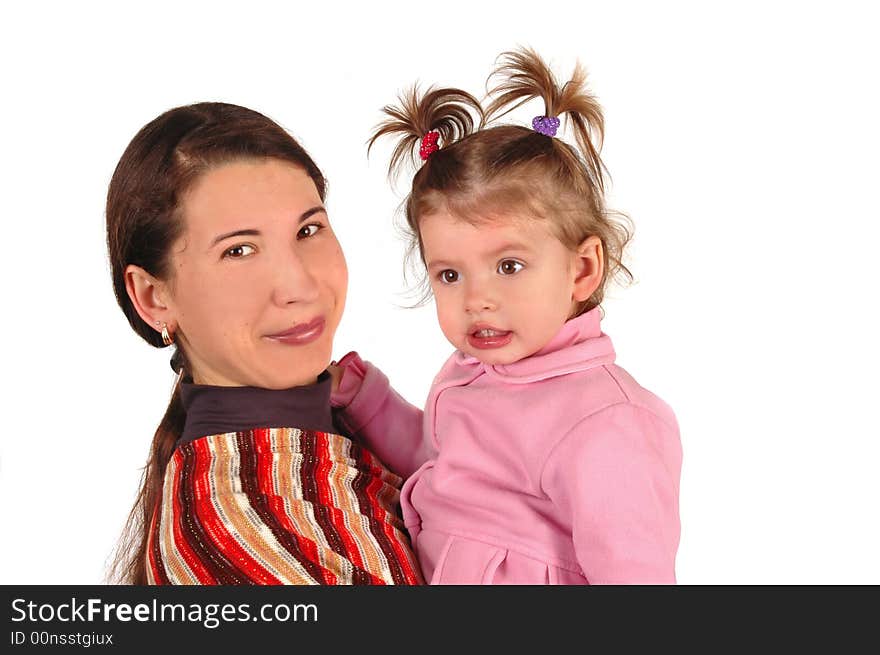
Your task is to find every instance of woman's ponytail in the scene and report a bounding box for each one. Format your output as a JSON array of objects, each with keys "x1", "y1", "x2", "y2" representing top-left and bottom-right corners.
[{"x1": 108, "y1": 377, "x2": 185, "y2": 584}]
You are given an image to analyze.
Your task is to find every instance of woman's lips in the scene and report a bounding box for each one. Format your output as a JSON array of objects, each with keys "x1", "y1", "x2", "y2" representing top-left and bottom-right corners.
[
  {"x1": 466, "y1": 326, "x2": 513, "y2": 350},
  {"x1": 265, "y1": 317, "x2": 325, "y2": 346}
]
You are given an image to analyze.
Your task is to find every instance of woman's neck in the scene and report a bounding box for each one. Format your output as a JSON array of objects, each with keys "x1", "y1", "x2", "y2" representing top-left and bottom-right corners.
[{"x1": 177, "y1": 371, "x2": 335, "y2": 444}]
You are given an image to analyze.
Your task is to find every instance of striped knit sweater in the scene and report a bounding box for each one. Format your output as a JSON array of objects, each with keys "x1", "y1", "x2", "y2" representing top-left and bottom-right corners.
[{"x1": 146, "y1": 427, "x2": 423, "y2": 585}]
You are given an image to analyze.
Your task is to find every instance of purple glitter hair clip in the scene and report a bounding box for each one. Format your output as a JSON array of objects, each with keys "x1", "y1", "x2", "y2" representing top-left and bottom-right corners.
[{"x1": 532, "y1": 115, "x2": 560, "y2": 137}]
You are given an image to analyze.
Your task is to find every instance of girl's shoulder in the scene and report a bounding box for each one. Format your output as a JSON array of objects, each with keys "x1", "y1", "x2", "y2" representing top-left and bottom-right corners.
[{"x1": 591, "y1": 363, "x2": 678, "y2": 433}]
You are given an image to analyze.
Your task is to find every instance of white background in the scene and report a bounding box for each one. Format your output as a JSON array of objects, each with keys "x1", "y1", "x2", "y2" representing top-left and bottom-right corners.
[{"x1": 1, "y1": 1, "x2": 877, "y2": 584}]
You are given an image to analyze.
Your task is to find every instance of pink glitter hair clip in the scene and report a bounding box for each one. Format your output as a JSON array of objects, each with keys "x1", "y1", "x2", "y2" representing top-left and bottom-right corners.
[
  {"x1": 532, "y1": 115, "x2": 560, "y2": 137},
  {"x1": 419, "y1": 130, "x2": 440, "y2": 161}
]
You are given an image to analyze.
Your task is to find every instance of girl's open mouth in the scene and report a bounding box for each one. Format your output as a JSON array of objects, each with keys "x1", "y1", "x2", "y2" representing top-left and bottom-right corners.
[{"x1": 467, "y1": 327, "x2": 513, "y2": 350}]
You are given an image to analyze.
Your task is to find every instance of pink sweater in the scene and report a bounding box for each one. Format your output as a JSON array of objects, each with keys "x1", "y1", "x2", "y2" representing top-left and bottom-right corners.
[{"x1": 332, "y1": 308, "x2": 682, "y2": 584}]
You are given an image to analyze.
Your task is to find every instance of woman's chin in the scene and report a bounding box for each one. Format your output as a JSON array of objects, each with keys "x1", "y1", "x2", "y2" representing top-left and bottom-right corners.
[
  {"x1": 250, "y1": 367, "x2": 322, "y2": 390},
  {"x1": 255, "y1": 355, "x2": 330, "y2": 390}
]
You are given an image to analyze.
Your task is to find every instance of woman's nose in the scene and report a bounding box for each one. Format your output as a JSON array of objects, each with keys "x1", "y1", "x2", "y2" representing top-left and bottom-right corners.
[{"x1": 272, "y1": 249, "x2": 320, "y2": 306}]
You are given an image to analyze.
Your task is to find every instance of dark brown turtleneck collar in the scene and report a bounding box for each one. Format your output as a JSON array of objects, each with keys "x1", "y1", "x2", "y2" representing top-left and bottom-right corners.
[{"x1": 177, "y1": 370, "x2": 336, "y2": 444}]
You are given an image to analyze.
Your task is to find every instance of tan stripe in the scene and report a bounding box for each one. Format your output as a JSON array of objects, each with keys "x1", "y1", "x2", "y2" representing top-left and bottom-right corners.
[
  {"x1": 158, "y1": 455, "x2": 198, "y2": 584},
  {"x1": 340, "y1": 435, "x2": 403, "y2": 583},
  {"x1": 210, "y1": 433, "x2": 317, "y2": 584},
  {"x1": 156, "y1": 429, "x2": 418, "y2": 586},
  {"x1": 264, "y1": 430, "x2": 340, "y2": 581},
  {"x1": 275, "y1": 429, "x2": 354, "y2": 584},
  {"x1": 327, "y1": 435, "x2": 391, "y2": 582},
  {"x1": 342, "y1": 438, "x2": 419, "y2": 583},
  {"x1": 271, "y1": 430, "x2": 334, "y2": 577}
]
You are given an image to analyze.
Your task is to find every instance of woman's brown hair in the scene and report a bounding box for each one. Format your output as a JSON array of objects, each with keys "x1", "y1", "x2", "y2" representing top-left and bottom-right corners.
[
  {"x1": 105, "y1": 102, "x2": 326, "y2": 584},
  {"x1": 370, "y1": 47, "x2": 633, "y2": 314}
]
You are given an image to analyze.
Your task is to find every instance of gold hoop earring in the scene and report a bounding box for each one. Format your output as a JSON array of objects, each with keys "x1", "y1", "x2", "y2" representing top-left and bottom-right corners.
[{"x1": 161, "y1": 323, "x2": 174, "y2": 347}]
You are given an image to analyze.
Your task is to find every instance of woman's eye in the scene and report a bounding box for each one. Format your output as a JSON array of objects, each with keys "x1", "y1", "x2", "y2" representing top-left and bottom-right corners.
[
  {"x1": 497, "y1": 260, "x2": 524, "y2": 275},
  {"x1": 297, "y1": 223, "x2": 321, "y2": 239},
  {"x1": 223, "y1": 244, "x2": 256, "y2": 259},
  {"x1": 439, "y1": 269, "x2": 459, "y2": 284}
]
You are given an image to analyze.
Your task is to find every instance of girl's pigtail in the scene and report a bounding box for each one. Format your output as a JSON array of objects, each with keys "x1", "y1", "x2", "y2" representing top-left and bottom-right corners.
[
  {"x1": 486, "y1": 47, "x2": 607, "y2": 194},
  {"x1": 486, "y1": 47, "x2": 633, "y2": 310},
  {"x1": 368, "y1": 85, "x2": 483, "y2": 308},
  {"x1": 368, "y1": 85, "x2": 484, "y2": 178}
]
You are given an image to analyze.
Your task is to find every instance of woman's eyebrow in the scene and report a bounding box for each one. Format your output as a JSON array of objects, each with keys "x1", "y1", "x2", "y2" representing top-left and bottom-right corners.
[
  {"x1": 299, "y1": 205, "x2": 327, "y2": 222},
  {"x1": 209, "y1": 207, "x2": 327, "y2": 248},
  {"x1": 210, "y1": 229, "x2": 260, "y2": 247}
]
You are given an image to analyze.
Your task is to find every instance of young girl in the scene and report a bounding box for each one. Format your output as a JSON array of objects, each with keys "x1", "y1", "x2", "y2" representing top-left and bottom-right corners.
[{"x1": 332, "y1": 48, "x2": 682, "y2": 584}]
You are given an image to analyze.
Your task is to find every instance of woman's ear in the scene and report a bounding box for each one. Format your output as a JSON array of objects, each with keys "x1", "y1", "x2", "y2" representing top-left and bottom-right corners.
[
  {"x1": 124, "y1": 264, "x2": 175, "y2": 335},
  {"x1": 571, "y1": 236, "x2": 605, "y2": 303}
]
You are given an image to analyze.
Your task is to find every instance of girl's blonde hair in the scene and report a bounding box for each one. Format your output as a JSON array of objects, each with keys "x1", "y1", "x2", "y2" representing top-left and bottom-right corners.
[{"x1": 369, "y1": 47, "x2": 633, "y2": 314}]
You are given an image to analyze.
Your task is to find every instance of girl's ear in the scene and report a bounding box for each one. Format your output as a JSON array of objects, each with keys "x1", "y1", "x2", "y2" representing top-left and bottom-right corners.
[
  {"x1": 124, "y1": 264, "x2": 176, "y2": 335},
  {"x1": 571, "y1": 236, "x2": 605, "y2": 303}
]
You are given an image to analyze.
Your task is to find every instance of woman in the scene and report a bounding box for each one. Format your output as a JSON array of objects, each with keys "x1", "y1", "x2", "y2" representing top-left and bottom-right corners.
[{"x1": 106, "y1": 102, "x2": 422, "y2": 585}]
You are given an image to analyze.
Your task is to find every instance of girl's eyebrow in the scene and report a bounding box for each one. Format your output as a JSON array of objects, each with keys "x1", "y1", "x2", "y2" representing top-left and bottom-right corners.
[
  {"x1": 426, "y1": 241, "x2": 532, "y2": 270},
  {"x1": 426, "y1": 259, "x2": 453, "y2": 271},
  {"x1": 209, "y1": 206, "x2": 327, "y2": 247},
  {"x1": 488, "y1": 241, "x2": 531, "y2": 257}
]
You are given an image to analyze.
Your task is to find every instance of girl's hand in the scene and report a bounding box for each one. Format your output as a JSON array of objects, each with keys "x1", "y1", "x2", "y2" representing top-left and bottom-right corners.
[{"x1": 327, "y1": 363, "x2": 343, "y2": 393}]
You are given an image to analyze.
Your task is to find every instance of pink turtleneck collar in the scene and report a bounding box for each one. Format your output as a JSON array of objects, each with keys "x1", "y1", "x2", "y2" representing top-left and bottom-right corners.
[{"x1": 451, "y1": 307, "x2": 616, "y2": 385}]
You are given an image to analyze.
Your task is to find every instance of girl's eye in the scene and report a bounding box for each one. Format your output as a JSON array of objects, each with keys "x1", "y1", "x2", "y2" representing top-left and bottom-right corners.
[
  {"x1": 297, "y1": 223, "x2": 322, "y2": 239},
  {"x1": 439, "y1": 269, "x2": 460, "y2": 284},
  {"x1": 223, "y1": 244, "x2": 256, "y2": 259},
  {"x1": 497, "y1": 259, "x2": 524, "y2": 275}
]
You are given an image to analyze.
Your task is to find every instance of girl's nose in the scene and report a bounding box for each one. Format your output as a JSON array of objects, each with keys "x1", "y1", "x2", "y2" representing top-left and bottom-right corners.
[
  {"x1": 464, "y1": 280, "x2": 497, "y2": 313},
  {"x1": 272, "y1": 249, "x2": 320, "y2": 306}
]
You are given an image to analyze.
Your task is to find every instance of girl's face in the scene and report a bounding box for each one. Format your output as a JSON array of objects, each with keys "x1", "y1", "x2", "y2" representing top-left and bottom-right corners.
[
  {"x1": 161, "y1": 159, "x2": 347, "y2": 388},
  {"x1": 420, "y1": 211, "x2": 596, "y2": 366}
]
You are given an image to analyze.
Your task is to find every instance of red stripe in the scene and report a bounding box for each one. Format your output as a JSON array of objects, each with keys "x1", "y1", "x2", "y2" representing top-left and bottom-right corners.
[
  {"x1": 151, "y1": 429, "x2": 420, "y2": 585},
  {"x1": 175, "y1": 443, "x2": 250, "y2": 584},
  {"x1": 190, "y1": 437, "x2": 281, "y2": 584},
  {"x1": 263, "y1": 493, "x2": 337, "y2": 584},
  {"x1": 343, "y1": 445, "x2": 404, "y2": 584},
  {"x1": 364, "y1": 462, "x2": 422, "y2": 585},
  {"x1": 349, "y1": 446, "x2": 409, "y2": 584},
  {"x1": 314, "y1": 432, "x2": 369, "y2": 574},
  {"x1": 146, "y1": 498, "x2": 170, "y2": 584},
  {"x1": 367, "y1": 455, "x2": 422, "y2": 584},
  {"x1": 239, "y1": 430, "x2": 329, "y2": 584},
  {"x1": 168, "y1": 451, "x2": 217, "y2": 583},
  {"x1": 298, "y1": 432, "x2": 352, "y2": 574}
]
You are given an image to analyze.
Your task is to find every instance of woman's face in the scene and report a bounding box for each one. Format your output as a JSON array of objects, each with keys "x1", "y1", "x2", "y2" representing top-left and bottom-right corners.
[{"x1": 163, "y1": 158, "x2": 347, "y2": 389}]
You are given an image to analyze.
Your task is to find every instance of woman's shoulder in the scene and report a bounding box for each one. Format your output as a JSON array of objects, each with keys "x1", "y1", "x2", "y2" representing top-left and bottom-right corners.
[
  {"x1": 174, "y1": 426, "x2": 399, "y2": 481},
  {"x1": 150, "y1": 426, "x2": 422, "y2": 585}
]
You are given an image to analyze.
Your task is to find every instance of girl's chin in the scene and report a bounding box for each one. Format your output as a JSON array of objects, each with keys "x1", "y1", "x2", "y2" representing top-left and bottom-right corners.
[{"x1": 465, "y1": 348, "x2": 522, "y2": 367}]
